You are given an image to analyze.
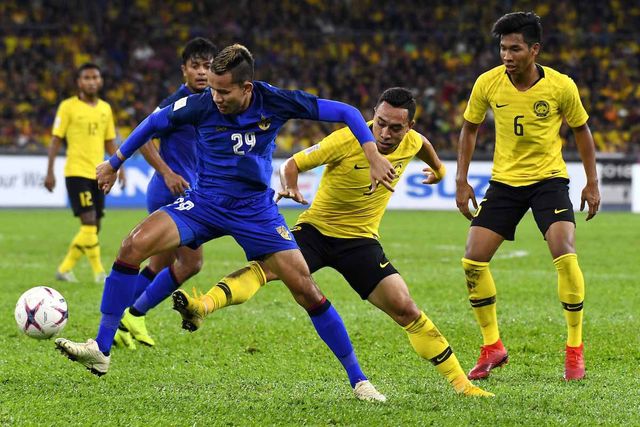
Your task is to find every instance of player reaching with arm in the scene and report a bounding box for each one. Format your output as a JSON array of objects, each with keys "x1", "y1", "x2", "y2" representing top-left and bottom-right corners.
[
  {"x1": 55, "y1": 44, "x2": 395, "y2": 402},
  {"x1": 455, "y1": 12, "x2": 599, "y2": 381},
  {"x1": 45, "y1": 63, "x2": 125, "y2": 284},
  {"x1": 172, "y1": 88, "x2": 493, "y2": 397},
  {"x1": 113, "y1": 37, "x2": 217, "y2": 350}
]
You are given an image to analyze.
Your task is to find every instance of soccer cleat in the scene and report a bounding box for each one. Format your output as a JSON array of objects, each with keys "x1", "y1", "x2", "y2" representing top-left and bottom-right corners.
[
  {"x1": 452, "y1": 375, "x2": 495, "y2": 397},
  {"x1": 120, "y1": 309, "x2": 155, "y2": 346},
  {"x1": 56, "y1": 270, "x2": 78, "y2": 283},
  {"x1": 353, "y1": 380, "x2": 387, "y2": 402},
  {"x1": 94, "y1": 271, "x2": 107, "y2": 284},
  {"x1": 172, "y1": 288, "x2": 208, "y2": 332},
  {"x1": 55, "y1": 338, "x2": 110, "y2": 376},
  {"x1": 113, "y1": 325, "x2": 137, "y2": 350},
  {"x1": 468, "y1": 339, "x2": 509, "y2": 380},
  {"x1": 564, "y1": 343, "x2": 585, "y2": 381}
]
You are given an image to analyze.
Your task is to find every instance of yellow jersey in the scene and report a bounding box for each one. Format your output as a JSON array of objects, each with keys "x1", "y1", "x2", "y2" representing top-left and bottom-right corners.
[
  {"x1": 293, "y1": 125, "x2": 423, "y2": 239},
  {"x1": 463, "y1": 64, "x2": 588, "y2": 186},
  {"x1": 52, "y1": 96, "x2": 116, "y2": 179}
]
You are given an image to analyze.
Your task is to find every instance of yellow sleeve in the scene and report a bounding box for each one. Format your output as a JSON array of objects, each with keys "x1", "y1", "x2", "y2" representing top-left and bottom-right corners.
[
  {"x1": 104, "y1": 104, "x2": 116, "y2": 140},
  {"x1": 463, "y1": 74, "x2": 490, "y2": 124},
  {"x1": 560, "y1": 77, "x2": 589, "y2": 128},
  {"x1": 292, "y1": 127, "x2": 354, "y2": 172},
  {"x1": 52, "y1": 101, "x2": 70, "y2": 138}
]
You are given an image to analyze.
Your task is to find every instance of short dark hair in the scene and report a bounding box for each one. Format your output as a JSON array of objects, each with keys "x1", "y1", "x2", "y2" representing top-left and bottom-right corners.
[
  {"x1": 211, "y1": 44, "x2": 254, "y2": 84},
  {"x1": 181, "y1": 37, "x2": 217, "y2": 65},
  {"x1": 492, "y1": 12, "x2": 542, "y2": 46},
  {"x1": 76, "y1": 62, "x2": 101, "y2": 80},
  {"x1": 376, "y1": 87, "x2": 416, "y2": 121}
]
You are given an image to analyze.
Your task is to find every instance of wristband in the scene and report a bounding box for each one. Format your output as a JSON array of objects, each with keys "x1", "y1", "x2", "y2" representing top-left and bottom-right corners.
[
  {"x1": 433, "y1": 164, "x2": 447, "y2": 180},
  {"x1": 108, "y1": 154, "x2": 124, "y2": 171}
]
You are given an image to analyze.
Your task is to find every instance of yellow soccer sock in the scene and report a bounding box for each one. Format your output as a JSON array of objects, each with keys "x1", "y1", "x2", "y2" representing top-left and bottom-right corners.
[
  {"x1": 462, "y1": 258, "x2": 500, "y2": 345},
  {"x1": 554, "y1": 253, "x2": 585, "y2": 347},
  {"x1": 58, "y1": 229, "x2": 85, "y2": 273},
  {"x1": 78, "y1": 225, "x2": 104, "y2": 275},
  {"x1": 404, "y1": 311, "x2": 466, "y2": 384},
  {"x1": 204, "y1": 261, "x2": 267, "y2": 313}
]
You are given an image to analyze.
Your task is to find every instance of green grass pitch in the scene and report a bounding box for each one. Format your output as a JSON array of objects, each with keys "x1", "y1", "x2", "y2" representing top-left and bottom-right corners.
[{"x1": 1, "y1": 209, "x2": 638, "y2": 425}]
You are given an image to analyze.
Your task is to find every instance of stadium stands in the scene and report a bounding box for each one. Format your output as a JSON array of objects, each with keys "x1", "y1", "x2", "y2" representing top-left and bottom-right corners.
[{"x1": 1, "y1": 0, "x2": 638, "y2": 155}]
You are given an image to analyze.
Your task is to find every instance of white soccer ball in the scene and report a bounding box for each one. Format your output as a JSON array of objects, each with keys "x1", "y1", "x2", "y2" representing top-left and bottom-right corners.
[{"x1": 15, "y1": 286, "x2": 68, "y2": 339}]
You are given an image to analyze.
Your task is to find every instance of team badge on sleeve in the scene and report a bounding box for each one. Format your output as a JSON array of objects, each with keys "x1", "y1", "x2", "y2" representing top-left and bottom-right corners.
[
  {"x1": 276, "y1": 226, "x2": 292, "y2": 240},
  {"x1": 173, "y1": 97, "x2": 188, "y2": 111}
]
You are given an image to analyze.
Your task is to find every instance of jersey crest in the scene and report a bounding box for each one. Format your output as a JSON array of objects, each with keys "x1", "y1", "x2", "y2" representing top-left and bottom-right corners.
[
  {"x1": 533, "y1": 100, "x2": 550, "y2": 117},
  {"x1": 258, "y1": 114, "x2": 271, "y2": 130},
  {"x1": 276, "y1": 225, "x2": 292, "y2": 240}
]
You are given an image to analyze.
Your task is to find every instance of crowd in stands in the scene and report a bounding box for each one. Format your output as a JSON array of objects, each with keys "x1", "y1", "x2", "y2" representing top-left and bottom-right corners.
[{"x1": 1, "y1": 0, "x2": 639, "y2": 157}]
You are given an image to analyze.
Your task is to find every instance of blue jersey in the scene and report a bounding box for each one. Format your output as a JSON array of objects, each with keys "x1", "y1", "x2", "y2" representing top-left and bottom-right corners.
[
  {"x1": 153, "y1": 84, "x2": 198, "y2": 188},
  {"x1": 146, "y1": 84, "x2": 199, "y2": 212},
  {"x1": 167, "y1": 81, "x2": 318, "y2": 198}
]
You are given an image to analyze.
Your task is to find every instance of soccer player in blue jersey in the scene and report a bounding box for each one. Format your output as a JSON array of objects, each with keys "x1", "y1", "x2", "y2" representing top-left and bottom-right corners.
[
  {"x1": 56, "y1": 44, "x2": 396, "y2": 401},
  {"x1": 113, "y1": 38, "x2": 218, "y2": 349}
]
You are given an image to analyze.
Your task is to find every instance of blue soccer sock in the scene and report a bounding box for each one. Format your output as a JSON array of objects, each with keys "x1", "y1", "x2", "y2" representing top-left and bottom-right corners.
[
  {"x1": 133, "y1": 266, "x2": 157, "y2": 301},
  {"x1": 131, "y1": 266, "x2": 180, "y2": 315},
  {"x1": 308, "y1": 298, "x2": 367, "y2": 387},
  {"x1": 95, "y1": 260, "x2": 139, "y2": 354}
]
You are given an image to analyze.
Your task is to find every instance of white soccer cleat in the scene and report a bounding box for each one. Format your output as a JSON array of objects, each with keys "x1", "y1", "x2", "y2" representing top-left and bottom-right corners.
[
  {"x1": 55, "y1": 338, "x2": 110, "y2": 376},
  {"x1": 94, "y1": 271, "x2": 107, "y2": 284},
  {"x1": 56, "y1": 270, "x2": 78, "y2": 283},
  {"x1": 353, "y1": 380, "x2": 387, "y2": 402}
]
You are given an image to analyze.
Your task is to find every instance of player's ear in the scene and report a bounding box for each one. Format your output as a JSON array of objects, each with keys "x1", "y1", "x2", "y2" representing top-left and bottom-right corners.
[
  {"x1": 242, "y1": 81, "x2": 253, "y2": 94},
  {"x1": 407, "y1": 119, "x2": 415, "y2": 130},
  {"x1": 531, "y1": 42, "x2": 541, "y2": 56},
  {"x1": 181, "y1": 64, "x2": 187, "y2": 79}
]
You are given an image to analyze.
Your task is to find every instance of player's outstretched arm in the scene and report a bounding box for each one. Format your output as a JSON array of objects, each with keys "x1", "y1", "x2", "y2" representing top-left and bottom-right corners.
[
  {"x1": 316, "y1": 99, "x2": 396, "y2": 193},
  {"x1": 416, "y1": 134, "x2": 446, "y2": 184},
  {"x1": 97, "y1": 107, "x2": 173, "y2": 194},
  {"x1": 456, "y1": 120, "x2": 481, "y2": 220},
  {"x1": 139, "y1": 141, "x2": 189, "y2": 196},
  {"x1": 572, "y1": 123, "x2": 600, "y2": 220},
  {"x1": 44, "y1": 136, "x2": 63, "y2": 192},
  {"x1": 276, "y1": 157, "x2": 308, "y2": 205}
]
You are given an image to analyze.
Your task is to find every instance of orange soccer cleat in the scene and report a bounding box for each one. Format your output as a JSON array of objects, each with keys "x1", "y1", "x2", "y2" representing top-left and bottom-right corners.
[
  {"x1": 468, "y1": 339, "x2": 509, "y2": 380},
  {"x1": 564, "y1": 343, "x2": 585, "y2": 381}
]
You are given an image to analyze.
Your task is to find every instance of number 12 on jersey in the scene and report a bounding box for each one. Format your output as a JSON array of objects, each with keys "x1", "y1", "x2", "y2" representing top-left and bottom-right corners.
[{"x1": 232, "y1": 132, "x2": 256, "y2": 155}]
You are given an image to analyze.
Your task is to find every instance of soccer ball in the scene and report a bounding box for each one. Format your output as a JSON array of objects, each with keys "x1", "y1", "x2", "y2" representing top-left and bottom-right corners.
[{"x1": 15, "y1": 286, "x2": 68, "y2": 339}]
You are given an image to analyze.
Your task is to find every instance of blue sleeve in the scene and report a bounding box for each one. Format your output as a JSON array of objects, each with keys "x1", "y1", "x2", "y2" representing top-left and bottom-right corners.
[
  {"x1": 258, "y1": 82, "x2": 319, "y2": 120},
  {"x1": 317, "y1": 99, "x2": 375, "y2": 145},
  {"x1": 117, "y1": 106, "x2": 172, "y2": 159}
]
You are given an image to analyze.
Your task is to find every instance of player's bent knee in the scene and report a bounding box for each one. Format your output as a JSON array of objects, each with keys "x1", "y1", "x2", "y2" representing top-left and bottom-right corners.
[
  {"x1": 462, "y1": 257, "x2": 495, "y2": 299},
  {"x1": 390, "y1": 303, "x2": 421, "y2": 327},
  {"x1": 184, "y1": 257, "x2": 203, "y2": 276},
  {"x1": 119, "y1": 233, "x2": 152, "y2": 263},
  {"x1": 287, "y1": 276, "x2": 324, "y2": 309}
]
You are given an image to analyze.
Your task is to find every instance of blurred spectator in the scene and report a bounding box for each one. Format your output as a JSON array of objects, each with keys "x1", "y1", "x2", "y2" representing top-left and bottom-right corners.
[{"x1": 1, "y1": 0, "x2": 638, "y2": 156}]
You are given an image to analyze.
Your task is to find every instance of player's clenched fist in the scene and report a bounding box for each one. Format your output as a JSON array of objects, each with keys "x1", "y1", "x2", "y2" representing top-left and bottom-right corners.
[{"x1": 96, "y1": 161, "x2": 117, "y2": 194}]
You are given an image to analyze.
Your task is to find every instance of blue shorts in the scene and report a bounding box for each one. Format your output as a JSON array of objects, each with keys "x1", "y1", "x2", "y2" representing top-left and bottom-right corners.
[
  {"x1": 146, "y1": 174, "x2": 179, "y2": 213},
  {"x1": 160, "y1": 188, "x2": 298, "y2": 260}
]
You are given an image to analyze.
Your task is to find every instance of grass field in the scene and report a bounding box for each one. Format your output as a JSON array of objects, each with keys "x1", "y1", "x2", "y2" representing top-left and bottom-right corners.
[{"x1": 1, "y1": 209, "x2": 638, "y2": 426}]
